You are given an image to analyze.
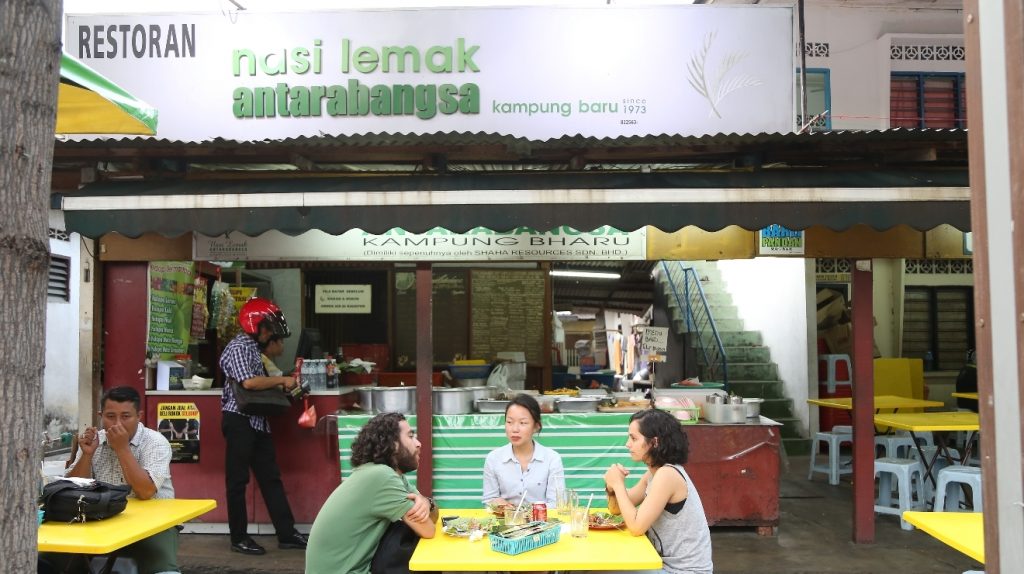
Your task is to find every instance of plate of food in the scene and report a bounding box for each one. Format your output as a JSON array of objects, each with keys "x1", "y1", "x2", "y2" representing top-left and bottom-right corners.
[
  {"x1": 589, "y1": 511, "x2": 625, "y2": 530},
  {"x1": 485, "y1": 501, "x2": 513, "y2": 517},
  {"x1": 441, "y1": 516, "x2": 497, "y2": 537}
]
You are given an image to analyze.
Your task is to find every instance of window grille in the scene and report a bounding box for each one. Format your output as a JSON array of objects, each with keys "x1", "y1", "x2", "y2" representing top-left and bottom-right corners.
[
  {"x1": 48, "y1": 255, "x2": 71, "y2": 302},
  {"x1": 890, "y1": 72, "x2": 967, "y2": 129}
]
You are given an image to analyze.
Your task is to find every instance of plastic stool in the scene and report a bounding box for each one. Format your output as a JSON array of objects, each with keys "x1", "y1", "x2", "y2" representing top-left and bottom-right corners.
[
  {"x1": 909, "y1": 445, "x2": 960, "y2": 500},
  {"x1": 874, "y1": 457, "x2": 928, "y2": 530},
  {"x1": 933, "y1": 466, "x2": 983, "y2": 511},
  {"x1": 874, "y1": 435, "x2": 918, "y2": 459},
  {"x1": 818, "y1": 354, "x2": 852, "y2": 393},
  {"x1": 808, "y1": 429, "x2": 853, "y2": 485}
]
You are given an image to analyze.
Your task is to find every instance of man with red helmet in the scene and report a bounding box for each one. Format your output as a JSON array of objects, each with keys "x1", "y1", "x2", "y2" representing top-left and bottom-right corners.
[{"x1": 219, "y1": 297, "x2": 308, "y2": 555}]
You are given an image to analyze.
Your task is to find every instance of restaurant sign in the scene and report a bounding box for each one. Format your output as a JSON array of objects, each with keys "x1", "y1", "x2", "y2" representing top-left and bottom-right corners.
[
  {"x1": 758, "y1": 224, "x2": 805, "y2": 255},
  {"x1": 194, "y1": 226, "x2": 646, "y2": 262},
  {"x1": 65, "y1": 6, "x2": 793, "y2": 141}
]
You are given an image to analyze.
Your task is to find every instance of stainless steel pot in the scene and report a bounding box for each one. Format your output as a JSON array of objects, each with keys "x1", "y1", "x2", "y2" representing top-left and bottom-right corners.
[
  {"x1": 432, "y1": 387, "x2": 475, "y2": 415},
  {"x1": 373, "y1": 386, "x2": 416, "y2": 414},
  {"x1": 742, "y1": 398, "x2": 764, "y2": 418},
  {"x1": 464, "y1": 386, "x2": 496, "y2": 406},
  {"x1": 354, "y1": 385, "x2": 377, "y2": 412}
]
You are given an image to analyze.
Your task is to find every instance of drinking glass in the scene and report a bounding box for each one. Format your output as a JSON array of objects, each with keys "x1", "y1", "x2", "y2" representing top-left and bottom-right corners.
[
  {"x1": 504, "y1": 506, "x2": 528, "y2": 526},
  {"x1": 570, "y1": 506, "x2": 589, "y2": 538}
]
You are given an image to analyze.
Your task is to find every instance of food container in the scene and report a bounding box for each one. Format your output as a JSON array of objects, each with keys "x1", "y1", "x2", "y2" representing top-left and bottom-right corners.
[
  {"x1": 742, "y1": 398, "x2": 764, "y2": 418},
  {"x1": 555, "y1": 397, "x2": 600, "y2": 413},
  {"x1": 448, "y1": 364, "x2": 493, "y2": 385},
  {"x1": 653, "y1": 388, "x2": 725, "y2": 412},
  {"x1": 476, "y1": 399, "x2": 511, "y2": 413},
  {"x1": 704, "y1": 402, "x2": 747, "y2": 424},
  {"x1": 577, "y1": 388, "x2": 610, "y2": 397},
  {"x1": 450, "y1": 377, "x2": 488, "y2": 388},
  {"x1": 465, "y1": 386, "x2": 496, "y2": 406},
  {"x1": 373, "y1": 386, "x2": 416, "y2": 415},
  {"x1": 354, "y1": 386, "x2": 377, "y2": 412},
  {"x1": 535, "y1": 395, "x2": 557, "y2": 414},
  {"x1": 432, "y1": 388, "x2": 475, "y2": 415},
  {"x1": 182, "y1": 376, "x2": 214, "y2": 391}
]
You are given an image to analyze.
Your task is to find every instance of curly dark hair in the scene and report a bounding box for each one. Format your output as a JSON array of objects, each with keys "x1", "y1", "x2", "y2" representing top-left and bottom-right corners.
[
  {"x1": 351, "y1": 412, "x2": 406, "y2": 468},
  {"x1": 630, "y1": 408, "x2": 690, "y2": 467}
]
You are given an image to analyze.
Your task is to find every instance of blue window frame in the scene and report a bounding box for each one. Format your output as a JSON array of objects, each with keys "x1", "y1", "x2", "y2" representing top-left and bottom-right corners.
[
  {"x1": 796, "y1": 68, "x2": 831, "y2": 131},
  {"x1": 891, "y1": 72, "x2": 966, "y2": 129}
]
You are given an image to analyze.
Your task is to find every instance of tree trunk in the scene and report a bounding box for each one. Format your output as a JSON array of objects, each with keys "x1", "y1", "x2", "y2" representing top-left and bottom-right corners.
[{"x1": 0, "y1": 1, "x2": 61, "y2": 572}]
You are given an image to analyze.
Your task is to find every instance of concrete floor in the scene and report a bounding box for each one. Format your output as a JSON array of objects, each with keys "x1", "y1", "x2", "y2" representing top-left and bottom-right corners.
[{"x1": 177, "y1": 455, "x2": 981, "y2": 573}]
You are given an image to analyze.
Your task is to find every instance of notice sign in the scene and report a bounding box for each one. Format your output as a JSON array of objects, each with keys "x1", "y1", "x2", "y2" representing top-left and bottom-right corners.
[
  {"x1": 758, "y1": 225, "x2": 805, "y2": 255},
  {"x1": 641, "y1": 326, "x2": 669, "y2": 362},
  {"x1": 316, "y1": 284, "x2": 372, "y2": 314},
  {"x1": 157, "y1": 402, "x2": 200, "y2": 463},
  {"x1": 147, "y1": 261, "x2": 196, "y2": 356}
]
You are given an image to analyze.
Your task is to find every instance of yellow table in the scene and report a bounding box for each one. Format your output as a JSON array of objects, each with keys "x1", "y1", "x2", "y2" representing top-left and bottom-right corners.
[
  {"x1": 39, "y1": 498, "x2": 216, "y2": 554},
  {"x1": 873, "y1": 412, "x2": 980, "y2": 488},
  {"x1": 952, "y1": 392, "x2": 979, "y2": 400},
  {"x1": 409, "y1": 508, "x2": 663, "y2": 572},
  {"x1": 902, "y1": 511, "x2": 984, "y2": 563},
  {"x1": 808, "y1": 395, "x2": 944, "y2": 411}
]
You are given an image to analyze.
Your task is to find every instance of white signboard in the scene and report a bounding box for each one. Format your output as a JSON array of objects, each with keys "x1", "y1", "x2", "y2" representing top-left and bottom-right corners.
[
  {"x1": 65, "y1": 6, "x2": 794, "y2": 142},
  {"x1": 194, "y1": 226, "x2": 645, "y2": 261},
  {"x1": 758, "y1": 224, "x2": 805, "y2": 255},
  {"x1": 315, "y1": 284, "x2": 371, "y2": 314},
  {"x1": 641, "y1": 326, "x2": 669, "y2": 354}
]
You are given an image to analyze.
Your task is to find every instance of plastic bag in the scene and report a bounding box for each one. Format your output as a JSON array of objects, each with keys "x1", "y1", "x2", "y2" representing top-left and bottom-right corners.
[
  {"x1": 487, "y1": 363, "x2": 510, "y2": 392},
  {"x1": 298, "y1": 398, "x2": 317, "y2": 428}
]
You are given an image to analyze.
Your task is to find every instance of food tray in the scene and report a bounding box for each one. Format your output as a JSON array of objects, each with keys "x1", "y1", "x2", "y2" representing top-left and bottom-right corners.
[
  {"x1": 476, "y1": 399, "x2": 510, "y2": 413},
  {"x1": 555, "y1": 397, "x2": 600, "y2": 412},
  {"x1": 489, "y1": 521, "x2": 561, "y2": 555}
]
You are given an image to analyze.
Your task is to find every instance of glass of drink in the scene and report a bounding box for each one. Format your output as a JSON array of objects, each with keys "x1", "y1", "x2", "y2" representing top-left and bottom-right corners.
[
  {"x1": 504, "y1": 506, "x2": 527, "y2": 526},
  {"x1": 570, "y1": 506, "x2": 589, "y2": 538}
]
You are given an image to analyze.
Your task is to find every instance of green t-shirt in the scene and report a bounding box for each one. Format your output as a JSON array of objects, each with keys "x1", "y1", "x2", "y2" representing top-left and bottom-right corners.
[{"x1": 306, "y1": 463, "x2": 415, "y2": 574}]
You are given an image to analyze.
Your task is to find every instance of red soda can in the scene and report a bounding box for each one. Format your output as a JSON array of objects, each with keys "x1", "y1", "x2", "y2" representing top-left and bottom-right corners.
[{"x1": 532, "y1": 502, "x2": 547, "y2": 522}]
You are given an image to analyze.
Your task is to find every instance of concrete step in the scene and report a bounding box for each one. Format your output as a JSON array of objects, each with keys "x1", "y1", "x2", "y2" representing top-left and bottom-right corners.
[
  {"x1": 661, "y1": 284, "x2": 733, "y2": 307},
  {"x1": 782, "y1": 437, "x2": 812, "y2": 456},
  {"x1": 761, "y1": 397, "x2": 794, "y2": 419},
  {"x1": 691, "y1": 330, "x2": 762, "y2": 347},
  {"x1": 663, "y1": 298, "x2": 739, "y2": 321},
  {"x1": 773, "y1": 416, "x2": 804, "y2": 439},
  {"x1": 724, "y1": 380, "x2": 786, "y2": 399},
  {"x1": 722, "y1": 345, "x2": 771, "y2": 363},
  {"x1": 672, "y1": 316, "x2": 743, "y2": 335},
  {"x1": 703, "y1": 362, "x2": 777, "y2": 381}
]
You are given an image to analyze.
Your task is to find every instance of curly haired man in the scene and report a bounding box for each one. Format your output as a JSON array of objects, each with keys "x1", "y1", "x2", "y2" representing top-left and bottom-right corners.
[{"x1": 306, "y1": 412, "x2": 437, "y2": 574}]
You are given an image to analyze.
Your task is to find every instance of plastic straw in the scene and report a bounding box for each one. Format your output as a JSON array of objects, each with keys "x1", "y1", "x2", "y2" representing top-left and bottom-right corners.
[
  {"x1": 514, "y1": 491, "x2": 528, "y2": 521},
  {"x1": 584, "y1": 492, "x2": 594, "y2": 515}
]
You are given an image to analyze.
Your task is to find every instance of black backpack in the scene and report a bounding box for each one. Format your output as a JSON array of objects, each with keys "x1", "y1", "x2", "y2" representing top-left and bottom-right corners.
[{"x1": 40, "y1": 479, "x2": 130, "y2": 523}]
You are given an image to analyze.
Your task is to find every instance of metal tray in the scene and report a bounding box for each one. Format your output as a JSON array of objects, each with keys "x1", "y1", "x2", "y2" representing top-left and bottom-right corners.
[
  {"x1": 475, "y1": 399, "x2": 511, "y2": 413},
  {"x1": 555, "y1": 397, "x2": 600, "y2": 412}
]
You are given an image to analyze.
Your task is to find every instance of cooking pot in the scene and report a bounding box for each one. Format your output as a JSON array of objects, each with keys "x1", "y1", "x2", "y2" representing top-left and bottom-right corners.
[
  {"x1": 432, "y1": 387, "x2": 475, "y2": 415},
  {"x1": 706, "y1": 393, "x2": 726, "y2": 405},
  {"x1": 373, "y1": 386, "x2": 416, "y2": 415},
  {"x1": 742, "y1": 398, "x2": 764, "y2": 418},
  {"x1": 464, "y1": 386, "x2": 496, "y2": 406},
  {"x1": 353, "y1": 386, "x2": 377, "y2": 412}
]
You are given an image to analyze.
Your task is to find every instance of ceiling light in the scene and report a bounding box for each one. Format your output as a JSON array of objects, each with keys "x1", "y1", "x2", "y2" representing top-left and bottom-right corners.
[
  {"x1": 550, "y1": 270, "x2": 621, "y2": 280},
  {"x1": 556, "y1": 310, "x2": 574, "y2": 316}
]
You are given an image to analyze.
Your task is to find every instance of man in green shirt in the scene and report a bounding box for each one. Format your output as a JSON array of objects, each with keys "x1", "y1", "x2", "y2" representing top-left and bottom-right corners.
[{"x1": 306, "y1": 412, "x2": 437, "y2": 574}]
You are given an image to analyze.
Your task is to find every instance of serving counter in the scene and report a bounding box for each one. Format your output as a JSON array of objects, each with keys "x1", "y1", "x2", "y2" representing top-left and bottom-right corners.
[{"x1": 337, "y1": 412, "x2": 781, "y2": 530}]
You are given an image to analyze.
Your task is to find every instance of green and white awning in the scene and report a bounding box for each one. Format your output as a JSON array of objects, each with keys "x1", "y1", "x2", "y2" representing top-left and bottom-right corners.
[{"x1": 57, "y1": 53, "x2": 157, "y2": 135}]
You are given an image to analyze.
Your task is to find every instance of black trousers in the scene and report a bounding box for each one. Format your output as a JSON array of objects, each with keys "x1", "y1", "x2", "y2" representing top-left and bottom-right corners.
[{"x1": 222, "y1": 411, "x2": 297, "y2": 542}]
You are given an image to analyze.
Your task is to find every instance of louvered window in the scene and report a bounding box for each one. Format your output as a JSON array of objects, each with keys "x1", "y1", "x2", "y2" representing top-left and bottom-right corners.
[
  {"x1": 48, "y1": 256, "x2": 71, "y2": 302},
  {"x1": 890, "y1": 73, "x2": 967, "y2": 129},
  {"x1": 902, "y1": 287, "x2": 974, "y2": 371}
]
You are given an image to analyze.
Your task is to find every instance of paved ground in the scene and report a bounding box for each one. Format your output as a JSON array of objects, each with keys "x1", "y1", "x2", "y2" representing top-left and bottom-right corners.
[{"x1": 177, "y1": 455, "x2": 981, "y2": 573}]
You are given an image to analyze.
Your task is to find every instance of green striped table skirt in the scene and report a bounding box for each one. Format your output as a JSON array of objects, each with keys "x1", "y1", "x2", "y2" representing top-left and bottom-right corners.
[{"x1": 337, "y1": 412, "x2": 643, "y2": 509}]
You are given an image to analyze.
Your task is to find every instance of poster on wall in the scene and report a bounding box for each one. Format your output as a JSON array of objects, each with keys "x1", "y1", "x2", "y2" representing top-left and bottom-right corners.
[
  {"x1": 758, "y1": 225, "x2": 805, "y2": 255},
  {"x1": 65, "y1": 6, "x2": 794, "y2": 142},
  {"x1": 157, "y1": 402, "x2": 201, "y2": 463},
  {"x1": 147, "y1": 261, "x2": 196, "y2": 356},
  {"x1": 315, "y1": 284, "x2": 372, "y2": 314}
]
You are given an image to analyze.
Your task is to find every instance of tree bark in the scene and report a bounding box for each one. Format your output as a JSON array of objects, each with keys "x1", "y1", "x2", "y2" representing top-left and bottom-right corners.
[{"x1": 0, "y1": 1, "x2": 61, "y2": 572}]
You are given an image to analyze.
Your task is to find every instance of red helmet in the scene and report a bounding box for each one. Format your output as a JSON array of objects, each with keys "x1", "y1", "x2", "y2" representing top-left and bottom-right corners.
[{"x1": 238, "y1": 297, "x2": 291, "y2": 338}]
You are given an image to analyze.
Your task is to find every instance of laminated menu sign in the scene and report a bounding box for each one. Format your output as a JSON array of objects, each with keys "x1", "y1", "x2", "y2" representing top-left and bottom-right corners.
[
  {"x1": 147, "y1": 261, "x2": 196, "y2": 356},
  {"x1": 157, "y1": 402, "x2": 201, "y2": 463}
]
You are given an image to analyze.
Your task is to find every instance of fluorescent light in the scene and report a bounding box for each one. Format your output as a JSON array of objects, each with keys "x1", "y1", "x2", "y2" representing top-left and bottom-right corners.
[
  {"x1": 556, "y1": 311, "x2": 574, "y2": 316},
  {"x1": 550, "y1": 270, "x2": 621, "y2": 280}
]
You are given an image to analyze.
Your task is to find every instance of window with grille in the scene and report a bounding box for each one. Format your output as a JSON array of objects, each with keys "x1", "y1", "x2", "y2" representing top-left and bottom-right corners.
[
  {"x1": 48, "y1": 256, "x2": 71, "y2": 302},
  {"x1": 902, "y1": 287, "x2": 974, "y2": 371},
  {"x1": 796, "y1": 68, "x2": 831, "y2": 131},
  {"x1": 890, "y1": 72, "x2": 967, "y2": 129}
]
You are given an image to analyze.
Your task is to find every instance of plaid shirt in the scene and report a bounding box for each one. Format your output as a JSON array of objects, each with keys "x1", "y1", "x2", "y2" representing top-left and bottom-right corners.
[
  {"x1": 220, "y1": 333, "x2": 272, "y2": 433},
  {"x1": 71, "y1": 423, "x2": 175, "y2": 499}
]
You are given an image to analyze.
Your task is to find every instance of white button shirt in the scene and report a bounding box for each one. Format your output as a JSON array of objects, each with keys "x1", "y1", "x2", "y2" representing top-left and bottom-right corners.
[{"x1": 482, "y1": 441, "x2": 565, "y2": 507}]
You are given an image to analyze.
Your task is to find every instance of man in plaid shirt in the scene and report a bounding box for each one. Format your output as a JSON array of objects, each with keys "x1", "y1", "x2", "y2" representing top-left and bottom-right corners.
[
  {"x1": 63, "y1": 385, "x2": 178, "y2": 574},
  {"x1": 220, "y1": 297, "x2": 307, "y2": 555}
]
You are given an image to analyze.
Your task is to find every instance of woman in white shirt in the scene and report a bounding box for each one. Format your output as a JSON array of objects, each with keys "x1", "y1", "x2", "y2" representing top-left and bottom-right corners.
[{"x1": 482, "y1": 394, "x2": 566, "y2": 507}]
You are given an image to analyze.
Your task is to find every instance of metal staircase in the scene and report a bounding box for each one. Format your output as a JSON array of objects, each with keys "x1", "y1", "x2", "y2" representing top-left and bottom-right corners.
[{"x1": 657, "y1": 260, "x2": 811, "y2": 455}]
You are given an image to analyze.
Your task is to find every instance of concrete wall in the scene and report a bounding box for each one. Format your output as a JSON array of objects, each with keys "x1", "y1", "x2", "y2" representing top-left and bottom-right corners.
[
  {"x1": 45, "y1": 212, "x2": 82, "y2": 437},
  {"x1": 717, "y1": 258, "x2": 812, "y2": 430}
]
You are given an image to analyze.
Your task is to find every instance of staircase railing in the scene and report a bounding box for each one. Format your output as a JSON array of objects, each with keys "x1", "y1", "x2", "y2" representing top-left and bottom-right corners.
[{"x1": 660, "y1": 261, "x2": 729, "y2": 390}]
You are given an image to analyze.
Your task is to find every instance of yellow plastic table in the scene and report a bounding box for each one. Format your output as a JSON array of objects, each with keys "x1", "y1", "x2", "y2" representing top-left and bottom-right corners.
[
  {"x1": 951, "y1": 392, "x2": 979, "y2": 400},
  {"x1": 873, "y1": 412, "x2": 980, "y2": 486},
  {"x1": 902, "y1": 511, "x2": 984, "y2": 563},
  {"x1": 39, "y1": 498, "x2": 216, "y2": 554},
  {"x1": 409, "y1": 508, "x2": 663, "y2": 572},
  {"x1": 807, "y1": 395, "x2": 944, "y2": 412}
]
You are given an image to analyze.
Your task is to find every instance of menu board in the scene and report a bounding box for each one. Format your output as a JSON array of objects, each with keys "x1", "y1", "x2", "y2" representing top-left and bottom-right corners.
[
  {"x1": 470, "y1": 270, "x2": 545, "y2": 365},
  {"x1": 393, "y1": 270, "x2": 469, "y2": 369}
]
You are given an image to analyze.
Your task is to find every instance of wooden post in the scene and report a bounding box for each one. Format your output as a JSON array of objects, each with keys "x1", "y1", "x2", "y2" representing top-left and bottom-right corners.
[
  {"x1": 851, "y1": 260, "x2": 875, "y2": 543},
  {"x1": 415, "y1": 262, "x2": 433, "y2": 496}
]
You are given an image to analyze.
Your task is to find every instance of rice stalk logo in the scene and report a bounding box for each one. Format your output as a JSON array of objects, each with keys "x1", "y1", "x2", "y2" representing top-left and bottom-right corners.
[{"x1": 686, "y1": 31, "x2": 763, "y2": 119}]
